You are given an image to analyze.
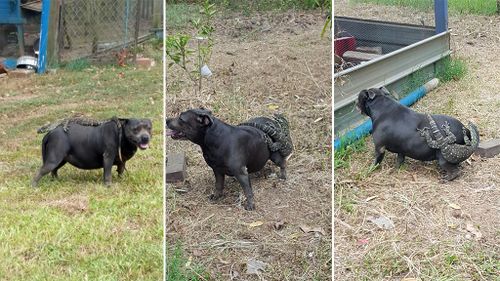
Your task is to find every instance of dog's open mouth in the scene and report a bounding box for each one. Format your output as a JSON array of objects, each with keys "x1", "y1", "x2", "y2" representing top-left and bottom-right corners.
[
  {"x1": 138, "y1": 142, "x2": 149, "y2": 150},
  {"x1": 166, "y1": 129, "x2": 186, "y2": 140}
]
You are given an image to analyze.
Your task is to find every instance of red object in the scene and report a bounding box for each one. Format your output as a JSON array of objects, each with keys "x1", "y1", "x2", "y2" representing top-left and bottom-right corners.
[{"x1": 334, "y1": 36, "x2": 356, "y2": 57}]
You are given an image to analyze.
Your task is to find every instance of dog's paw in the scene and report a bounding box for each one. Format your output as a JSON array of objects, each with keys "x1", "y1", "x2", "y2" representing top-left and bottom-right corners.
[
  {"x1": 244, "y1": 202, "x2": 255, "y2": 211},
  {"x1": 209, "y1": 193, "x2": 223, "y2": 201}
]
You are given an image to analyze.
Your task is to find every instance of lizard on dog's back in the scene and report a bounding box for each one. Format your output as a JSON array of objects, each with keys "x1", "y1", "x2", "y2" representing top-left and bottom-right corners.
[{"x1": 37, "y1": 115, "x2": 110, "y2": 134}]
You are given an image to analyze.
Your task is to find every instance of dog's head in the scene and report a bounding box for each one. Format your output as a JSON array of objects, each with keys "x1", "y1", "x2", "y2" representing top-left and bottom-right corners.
[
  {"x1": 122, "y1": 118, "x2": 152, "y2": 150},
  {"x1": 357, "y1": 87, "x2": 393, "y2": 116},
  {"x1": 166, "y1": 108, "x2": 213, "y2": 143}
]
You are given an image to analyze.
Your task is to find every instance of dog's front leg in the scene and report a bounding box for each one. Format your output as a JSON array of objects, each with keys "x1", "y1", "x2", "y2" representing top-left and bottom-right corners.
[
  {"x1": 103, "y1": 151, "x2": 116, "y2": 186},
  {"x1": 117, "y1": 161, "x2": 126, "y2": 177},
  {"x1": 210, "y1": 169, "x2": 225, "y2": 200},
  {"x1": 396, "y1": 153, "x2": 405, "y2": 168},
  {"x1": 234, "y1": 167, "x2": 255, "y2": 211}
]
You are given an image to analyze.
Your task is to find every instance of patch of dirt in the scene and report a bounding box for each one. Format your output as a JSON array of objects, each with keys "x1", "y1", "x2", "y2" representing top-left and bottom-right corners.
[
  {"x1": 45, "y1": 194, "x2": 89, "y2": 215},
  {"x1": 167, "y1": 10, "x2": 332, "y2": 280},
  {"x1": 335, "y1": 1, "x2": 500, "y2": 280}
]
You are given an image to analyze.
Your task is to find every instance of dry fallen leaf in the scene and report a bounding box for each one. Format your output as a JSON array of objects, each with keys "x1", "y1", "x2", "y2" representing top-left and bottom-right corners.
[
  {"x1": 365, "y1": 195, "x2": 378, "y2": 202},
  {"x1": 246, "y1": 259, "x2": 266, "y2": 275},
  {"x1": 449, "y1": 203, "x2": 461, "y2": 210},
  {"x1": 367, "y1": 215, "x2": 395, "y2": 230},
  {"x1": 185, "y1": 256, "x2": 192, "y2": 267},
  {"x1": 268, "y1": 104, "x2": 279, "y2": 110},
  {"x1": 466, "y1": 222, "x2": 483, "y2": 239},
  {"x1": 248, "y1": 221, "x2": 264, "y2": 228}
]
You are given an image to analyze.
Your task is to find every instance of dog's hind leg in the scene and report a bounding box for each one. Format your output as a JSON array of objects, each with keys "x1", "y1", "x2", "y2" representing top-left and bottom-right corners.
[
  {"x1": 32, "y1": 160, "x2": 65, "y2": 187},
  {"x1": 437, "y1": 153, "x2": 460, "y2": 181},
  {"x1": 32, "y1": 139, "x2": 69, "y2": 187},
  {"x1": 51, "y1": 160, "x2": 67, "y2": 179},
  {"x1": 396, "y1": 153, "x2": 405, "y2": 169},
  {"x1": 234, "y1": 167, "x2": 255, "y2": 211},
  {"x1": 373, "y1": 145, "x2": 386, "y2": 166}
]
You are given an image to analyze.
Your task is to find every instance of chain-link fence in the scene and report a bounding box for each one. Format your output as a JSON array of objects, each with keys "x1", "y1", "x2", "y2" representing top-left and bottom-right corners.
[{"x1": 58, "y1": 0, "x2": 161, "y2": 62}]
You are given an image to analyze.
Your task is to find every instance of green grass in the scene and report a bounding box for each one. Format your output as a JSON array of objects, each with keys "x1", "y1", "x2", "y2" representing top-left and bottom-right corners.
[
  {"x1": 166, "y1": 244, "x2": 209, "y2": 281},
  {"x1": 334, "y1": 136, "x2": 367, "y2": 169},
  {"x1": 352, "y1": 0, "x2": 498, "y2": 15},
  {"x1": 166, "y1": 3, "x2": 199, "y2": 29},
  {"x1": 0, "y1": 44, "x2": 163, "y2": 280},
  {"x1": 62, "y1": 58, "x2": 91, "y2": 71},
  {"x1": 436, "y1": 56, "x2": 468, "y2": 83},
  {"x1": 166, "y1": 0, "x2": 329, "y2": 21},
  {"x1": 212, "y1": 0, "x2": 328, "y2": 12}
]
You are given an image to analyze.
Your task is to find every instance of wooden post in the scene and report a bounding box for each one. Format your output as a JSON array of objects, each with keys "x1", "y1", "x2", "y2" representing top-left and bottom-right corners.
[
  {"x1": 47, "y1": 0, "x2": 60, "y2": 66},
  {"x1": 134, "y1": 0, "x2": 142, "y2": 61}
]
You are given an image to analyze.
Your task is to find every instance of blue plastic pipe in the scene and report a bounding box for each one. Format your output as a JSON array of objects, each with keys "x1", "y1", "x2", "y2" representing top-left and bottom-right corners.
[
  {"x1": 333, "y1": 78, "x2": 440, "y2": 151},
  {"x1": 38, "y1": 0, "x2": 51, "y2": 73}
]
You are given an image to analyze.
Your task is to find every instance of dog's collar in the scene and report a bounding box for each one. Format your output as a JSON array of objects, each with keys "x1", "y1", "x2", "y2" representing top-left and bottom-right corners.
[{"x1": 110, "y1": 117, "x2": 123, "y2": 163}]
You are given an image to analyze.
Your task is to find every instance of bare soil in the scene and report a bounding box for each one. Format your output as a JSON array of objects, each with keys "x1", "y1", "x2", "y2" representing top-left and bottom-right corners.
[
  {"x1": 335, "y1": 1, "x2": 500, "y2": 280},
  {"x1": 166, "y1": 10, "x2": 332, "y2": 280}
]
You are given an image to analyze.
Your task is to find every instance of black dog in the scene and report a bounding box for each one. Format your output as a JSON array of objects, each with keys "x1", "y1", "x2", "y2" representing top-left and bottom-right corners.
[
  {"x1": 32, "y1": 118, "x2": 152, "y2": 187},
  {"x1": 358, "y1": 87, "x2": 479, "y2": 180},
  {"x1": 166, "y1": 108, "x2": 285, "y2": 210}
]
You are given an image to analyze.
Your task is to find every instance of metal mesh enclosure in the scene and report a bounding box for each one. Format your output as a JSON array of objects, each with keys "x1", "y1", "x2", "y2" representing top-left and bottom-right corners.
[
  {"x1": 333, "y1": 0, "x2": 452, "y2": 136},
  {"x1": 334, "y1": 1, "x2": 437, "y2": 73},
  {"x1": 58, "y1": 0, "x2": 161, "y2": 61}
]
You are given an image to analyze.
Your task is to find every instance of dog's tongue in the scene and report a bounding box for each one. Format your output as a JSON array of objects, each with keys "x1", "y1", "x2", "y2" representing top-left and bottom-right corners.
[
  {"x1": 139, "y1": 143, "x2": 149, "y2": 149},
  {"x1": 166, "y1": 129, "x2": 176, "y2": 136}
]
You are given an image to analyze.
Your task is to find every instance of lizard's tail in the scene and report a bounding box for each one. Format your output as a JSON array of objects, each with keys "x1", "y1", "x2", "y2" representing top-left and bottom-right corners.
[
  {"x1": 467, "y1": 121, "x2": 480, "y2": 149},
  {"x1": 273, "y1": 113, "x2": 290, "y2": 135}
]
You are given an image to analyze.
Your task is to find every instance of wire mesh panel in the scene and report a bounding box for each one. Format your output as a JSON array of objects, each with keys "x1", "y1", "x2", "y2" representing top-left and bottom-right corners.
[
  {"x1": 59, "y1": 0, "x2": 160, "y2": 62},
  {"x1": 334, "y1": 0, "x2": 438, "y2": 73},
  {"x1": 333, "y1": 0, "x2": 453, "y2": 136}
]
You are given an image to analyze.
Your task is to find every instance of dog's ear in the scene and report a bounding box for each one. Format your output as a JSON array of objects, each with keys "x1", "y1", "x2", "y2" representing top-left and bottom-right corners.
[
  {"x1": 118, "y1": 118, "x2": 129, "y2": 126},
  {"x1": 368, "y1": 89, "x2": 376, "y2": 100},
  {"x1": 379, "y1": 86, "x2": 391, "y2": 96},
  {"x1": 197, "y1": 114, "x2": 213, "y2": 126}
]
